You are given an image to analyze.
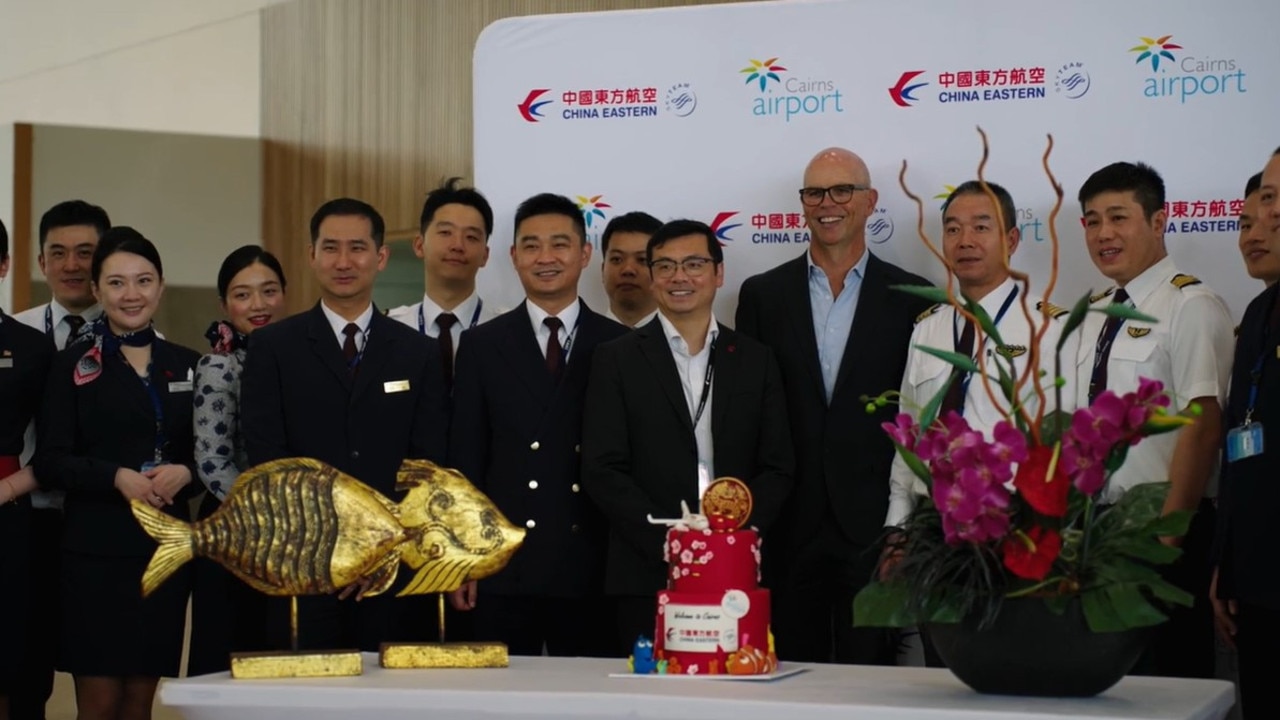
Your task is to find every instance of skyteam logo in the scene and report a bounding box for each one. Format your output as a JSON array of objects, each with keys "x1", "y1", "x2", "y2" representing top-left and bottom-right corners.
[
  {"x1": 1054, "y1": 62, "x2": 1091, "y2": 99},
  {"x1": 740, "y1": 56, "x2": 844, "y2": 122},
  {"x1": 889, "y1": 71, "x2": 928, "y2": 107},
  {"x1": 1129, "y1": 35, "x2": 1247, "y2": 103},
  {"x1": 710, "y1": 212, "x2": 742, "y2": 244},
  {"x1": 576, "y1": 195, "x2": 611, "y2": 246},
  {"x1": 664, "y1": 83, "x2": 697, "y2": 117},
  {"x1": 867, "y1": 208, "x2": 894, "y2": 245},
  {"x1": 518, "y1": 89, "x2": 552, "y2": 122}
]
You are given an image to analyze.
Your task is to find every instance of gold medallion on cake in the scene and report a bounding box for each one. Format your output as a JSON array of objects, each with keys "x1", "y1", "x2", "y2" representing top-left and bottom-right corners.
[{"x1": 702, "y1": 477, "x2": 752, "y2": 530}]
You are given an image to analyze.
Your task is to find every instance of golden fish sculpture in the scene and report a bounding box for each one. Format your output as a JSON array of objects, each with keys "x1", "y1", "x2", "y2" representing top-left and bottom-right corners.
[{"x1": 132, "y1": 457, "x2": 525, "y2": 599}]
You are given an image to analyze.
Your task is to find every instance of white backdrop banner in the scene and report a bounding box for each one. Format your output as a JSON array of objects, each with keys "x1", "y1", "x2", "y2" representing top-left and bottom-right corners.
[{"x1": 474, "y1": 0, "x2": 1276, "y2": 323}]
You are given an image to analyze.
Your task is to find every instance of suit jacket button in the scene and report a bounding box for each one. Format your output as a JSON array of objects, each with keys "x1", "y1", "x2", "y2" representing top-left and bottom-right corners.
[
  {"x1": 350, "y1": 450, "x2": 360, "y2": 460},
  {"x1": 571, "y1": 483, "x2": 580, "y2": 493},
  {"x1": 525, "y1": 519, "x2": 536, "y2": 529},
  {"x1": 530, "y1": 441, "x2": 540, "y2": 451},
  {"x1": 574, "y1": 444, "x2": 581, "y2": 453},
  {"x1": 528, "y1": 480, "x2": 539, "y2": 490},
  {"x1": 571, "y1": 524, "x2": 580, "y2": 533}
]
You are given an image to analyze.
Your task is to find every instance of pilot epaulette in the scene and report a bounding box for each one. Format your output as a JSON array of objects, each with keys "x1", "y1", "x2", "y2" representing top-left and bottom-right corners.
[
  {"x1": 915, "y1": 303, "x2": 942, "y2": 324},
  {"x1": 1036, "y1": 300, "x2": 1069, "y2": 319},
  {"x1": 1089, "y1": 288, "x2": 1114, "y2": 304},
  {"x1": 1171, "y1": 273, "x2": 1202, "y2": 289}
]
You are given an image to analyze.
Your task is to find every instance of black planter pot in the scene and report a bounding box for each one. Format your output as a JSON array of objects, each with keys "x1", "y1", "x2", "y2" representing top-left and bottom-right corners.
[{"x1": 925, "y1": 598, "x2": 1151, "y2": 697}]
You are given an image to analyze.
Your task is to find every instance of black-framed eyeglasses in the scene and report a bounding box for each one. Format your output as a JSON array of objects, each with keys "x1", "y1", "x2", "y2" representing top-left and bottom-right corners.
[
  {"x1": 798, "y1": 184, "x2": 870, "y2": 206},
  {"x1": 649, "y1": 256, "x2": 716, "y2": 279}
]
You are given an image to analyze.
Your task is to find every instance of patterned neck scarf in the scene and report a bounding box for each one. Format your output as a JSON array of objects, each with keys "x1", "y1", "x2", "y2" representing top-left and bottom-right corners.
[
  {"x1": 205, "y1": 320, "x2": 248, "y2": 354},
  {"x1": 74, "y1": 317, "x2": 157, "y2": 386}
]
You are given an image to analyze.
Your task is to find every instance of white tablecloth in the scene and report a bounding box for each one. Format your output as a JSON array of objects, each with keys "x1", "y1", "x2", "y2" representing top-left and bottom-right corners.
[{"x1": 160, "y1": 655, "x2": 1235, "y2": 720}]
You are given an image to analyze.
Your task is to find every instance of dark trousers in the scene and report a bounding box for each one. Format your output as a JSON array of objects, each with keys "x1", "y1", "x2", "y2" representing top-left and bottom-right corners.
[
  {"x1": 473, "y1": 593, "x2": 617, "y2": 658},
  {"x1": 1236, "y1": 602, "x2": 1280, "y2": 720},
  {"x1": 615, "y1": 595, "x2": 658, "y2": 658},
  {"x1": 772, "y1": 513, "x2": 898, "y2": 665},
  {"x1": 1131, "y1": 501, "x2": 1216, "y2": 678},
  {"x1": 10, "y1": 508, "x2": 61, "y2": 720},
  {"x1": 187, "y1": 495, "x2": 269, "y2": 675}
]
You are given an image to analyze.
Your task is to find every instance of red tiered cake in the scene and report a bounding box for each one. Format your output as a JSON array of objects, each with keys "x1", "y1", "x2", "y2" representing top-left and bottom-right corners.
[{"x1": 650, "y1": 478, "x2": 776, "y2": 675}]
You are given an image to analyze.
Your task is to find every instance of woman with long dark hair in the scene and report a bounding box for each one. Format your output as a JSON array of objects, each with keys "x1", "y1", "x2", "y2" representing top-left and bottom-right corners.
[
  {"x1": 186, "y1": 244, "x2": 287, "y2": 675},
  {"x1": 34, "y1": 227, "x2": 199, "y2": 720}
]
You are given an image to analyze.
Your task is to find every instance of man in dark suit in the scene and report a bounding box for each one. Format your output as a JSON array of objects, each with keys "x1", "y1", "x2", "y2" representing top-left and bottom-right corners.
[
  {"x1": 241, "y1": 198, "x2": 449, "y2": 651},
  {"x1": 583, "y1": 219, "x2": 794, "y2": 655},
  {"x1": 735, "y1": 147, "x2": 932, "y2": 665},
  {"x1": 448, "y1": 193, "x2": 627, "y2": 657}
]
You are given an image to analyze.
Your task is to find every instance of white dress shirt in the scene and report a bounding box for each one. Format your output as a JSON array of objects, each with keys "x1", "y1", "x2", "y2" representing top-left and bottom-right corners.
[
  {"x1": 386, "y1": 291, "x2": 494, "y2": 355},
  {"x1": 12, "y1": 300, "x2": 101, "y2": 349},
  {"x1": 526, "y1": 298, "x2": 582, "y2": 361},
  {"x1": 885, "y1": 278, "x2": 1076, "y2": 526},
  {"x1": 1073, "y1": 256, "x2": 1233, "y2": 503},
  {"x1": 320, "y1": 301, "x2": 375, "y2": 354},
  {"x1": 657, "y1": 312, "x2": 719, "y2": 498},
  {"x1": 604, "y1": 307, "x2": 658, "y2": 329}
]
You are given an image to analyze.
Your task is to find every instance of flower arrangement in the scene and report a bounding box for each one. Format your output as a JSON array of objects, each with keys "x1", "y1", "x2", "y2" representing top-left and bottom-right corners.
[{"x1": 854, "y1": 129, "x2": 1199, "y2": 633}]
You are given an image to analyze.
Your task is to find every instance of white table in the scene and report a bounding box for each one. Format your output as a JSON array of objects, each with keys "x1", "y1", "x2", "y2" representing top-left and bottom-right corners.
[{"x1": 160, "y1": 655, "x2": 1235, "y2": 720}]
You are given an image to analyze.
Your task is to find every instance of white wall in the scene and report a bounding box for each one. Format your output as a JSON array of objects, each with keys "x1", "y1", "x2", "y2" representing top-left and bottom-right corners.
[{"x1": 0, "y1": 0, "x2": 284, "y2": 311}]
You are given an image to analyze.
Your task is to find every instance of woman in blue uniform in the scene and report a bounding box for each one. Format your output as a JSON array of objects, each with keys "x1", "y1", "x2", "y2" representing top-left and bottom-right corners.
[{"x1": 34, "y1": 227, "x2": 200, "y2": 720}]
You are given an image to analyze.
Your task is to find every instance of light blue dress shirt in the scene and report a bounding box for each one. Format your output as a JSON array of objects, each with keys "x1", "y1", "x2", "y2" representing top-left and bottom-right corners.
[{"x1": 807, "y1": 249, "x2": 869, "y2": 403}]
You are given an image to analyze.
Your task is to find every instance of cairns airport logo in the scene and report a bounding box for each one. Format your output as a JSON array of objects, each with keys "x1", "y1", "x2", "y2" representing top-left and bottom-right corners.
[
  {"x1": 1129, "y1": 34, "x2": 1247, "y2": 103},
  {"x1": 575, "y1": 194, "x2": 611, "y2": 245},
  {"x1": 708, "y1": 208, "x2": 893, "y2": 245},
  {"x1": 740, "y1": 56, "x2": 845, "y2": 122},
  {"x1": 518, "y1": 83, "x2": 696, "y2": 122}
]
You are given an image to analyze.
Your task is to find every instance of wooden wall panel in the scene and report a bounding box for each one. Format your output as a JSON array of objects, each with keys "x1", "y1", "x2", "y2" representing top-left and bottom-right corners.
[{"x1": 261, "y1": 0, "x2": 751, "y2": 313}]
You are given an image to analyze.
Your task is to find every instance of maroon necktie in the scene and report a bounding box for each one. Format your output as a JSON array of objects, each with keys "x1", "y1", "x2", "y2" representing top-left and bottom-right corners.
[
  {"x1": 342, "y1": 323, "x2": 360, "y2": 374},
  {"x1": 544, "y1": 316, "x2": 563, "y2": 379}
]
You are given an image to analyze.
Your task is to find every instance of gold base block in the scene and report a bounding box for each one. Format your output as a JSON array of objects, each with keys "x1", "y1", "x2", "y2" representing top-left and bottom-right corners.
[
  {"x1": 229, "y1": 650, "x2": 363, "y2": 678},
  {"x1": 378, "y1": 642, "x2": 509, "y2": 668}
]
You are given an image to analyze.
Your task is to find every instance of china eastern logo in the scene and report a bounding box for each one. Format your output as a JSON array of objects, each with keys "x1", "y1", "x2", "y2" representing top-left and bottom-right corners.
[
  {"x1": 740, "y1": 56, "x2": 844, "y2": 122},
  {"x1": 890, "y1": 65, "x2": 1049, "y2": 107},
  {"x1": 1161, "y1": 197, "x2": 1244, "y2": 235},
  {"x1": 710, "y1": 212, "x2": 742, "y2": 245},
  {"x1": 1129, "y1": 35, "x2": 1247, "y2": 103},
  {"x1": 517, "y1": 86, "x2": 665, "y2": 123}
]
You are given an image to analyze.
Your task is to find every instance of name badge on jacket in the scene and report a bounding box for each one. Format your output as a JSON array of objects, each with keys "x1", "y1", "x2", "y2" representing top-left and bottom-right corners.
[
  {"x1": 384, "y1": 379, "x2": 411, "y2": 394},
  {"x1": 0, "y1": 357, "x2": 13, "y2": 369},
  {"x1": 169, "y1": 367, "x2": 194, "y2": 393}
]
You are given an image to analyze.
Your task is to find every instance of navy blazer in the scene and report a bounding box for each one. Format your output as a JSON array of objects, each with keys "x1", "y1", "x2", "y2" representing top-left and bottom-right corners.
[
  {"x1": 582, "y1": 318, "x2": 794, "y2": 596},
  {"x1": 0, "y1": 312, "x2": 54, "y2": 458},
  {"x1": 449, "y1": 301, "x2": 628, "y2": 598},
  {"x1": 735, "y1": 252, "x2": 932, "y2": 552},
  {"x1": 240, "y1": 302, "x2": 449, "y2": 499},
  {"x1": 35, "y1": 337, "x2": 200, "y2": 556}
]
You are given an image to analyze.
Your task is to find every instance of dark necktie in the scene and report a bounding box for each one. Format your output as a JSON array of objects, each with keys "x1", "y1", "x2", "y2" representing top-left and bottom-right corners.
[
  {"x1": 342, "y1": 323, "x2": 360, "y2": 374},
  {"x1": 544, "y1": 316, "x2": 564, "y2": 379},
  {"x1": 64, "y1": 315, "x2": 85, "y2": 349},
  {"x1": 1087, "y1": 288, "x2": 1131, "y2": 405},
  {"x1": 435, "y1": 312, "x2": 458, "y2": 388},
  {"x1": 940, "y1": 317, "x2": 975, "y2": 416}
]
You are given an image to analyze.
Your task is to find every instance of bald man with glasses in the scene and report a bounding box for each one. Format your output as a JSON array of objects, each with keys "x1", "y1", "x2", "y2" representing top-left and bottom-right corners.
[{"x1": 736, "y1": 147, "x2": 933, "y2": 665}]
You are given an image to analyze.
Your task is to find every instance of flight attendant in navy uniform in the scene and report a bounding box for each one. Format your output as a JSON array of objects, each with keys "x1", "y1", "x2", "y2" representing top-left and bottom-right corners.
[
  {"x1": 448, "y1": 193, "x2": 627, "y2": 656},
  {"x1": 0, "y1": 219, "x2": 56, "y2": 720},
  {"x1": 34, "y1": 228, "x2": 200, "y2": 720}
]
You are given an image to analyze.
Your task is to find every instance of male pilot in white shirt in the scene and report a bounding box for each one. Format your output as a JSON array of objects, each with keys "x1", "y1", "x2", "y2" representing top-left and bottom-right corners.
[
  {"x1": 1074, "y1": 161, "x2": 1232, "y2": 679},
  {"x1": 885, "y1": 181, "x2": 1073, "y2": 531},
  {"x1": 10, "y1": 199, "x2": 109, "y2": 720},
  {"x1": 387, "y1": 178, "x2": 500, "y2": 385},
  {"x1": 599, "y1": 211, "x2": 662, "y2": 328}
]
